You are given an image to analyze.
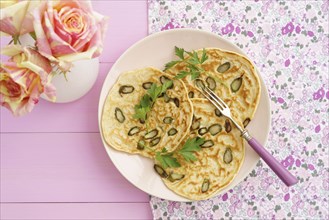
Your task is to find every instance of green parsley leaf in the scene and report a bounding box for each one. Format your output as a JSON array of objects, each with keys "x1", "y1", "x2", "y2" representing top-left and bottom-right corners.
[
  {"x1": 187, "y1": 63, "x2": 200, "y2": 72},
  {"x1": 188, "y1": 58, "x2": 199, "y2": 65},
  {"x1": 161, "y1": 80, "x2": 173, "y2": 93},
  {"x1": 190, "y1": 71, "x2": 201, "y2": 80},
  {"x1": 133, "y1": 81, "x2": 173, "y2": 122},
  {"x1": 200, "y1": 48, "x2": 208, "y2": 64},
  {"x1": 193, "y1": 51, "x2": 201, "y2": 63},
  {"x1": 175, "y1": 46, "x2": 185, "y2": 60},
  {"x1": 148, "y1": 83, "x2": 163, "y2": 101},
  {"x1": 164, "y1": 47, "x2": 209, "y2": 81},
  {"x1": 140, "y1": 94, "x2": 152, "y2": 107},
  {"x1": 164, "y1": 60, "x2": 180, "y2": 71},
  {"x1": 155, "y1": 152, "x2": 181, "y2": 169},
  {"x1": 185, "y1": 51, "x2": 194, "y2": 57},
  {"x1": 174, "y1": 71, "x2": 190, "y2": 79},
  {"x1": 133, "y1": 105, "x2": 148, "y2": 121},
  {"x1": 178, "y1": 137, "x2": 205, "y2": 162}
]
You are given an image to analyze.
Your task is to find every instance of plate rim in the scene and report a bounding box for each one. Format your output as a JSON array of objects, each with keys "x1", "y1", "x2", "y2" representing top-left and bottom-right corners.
[{"x1": 98, "y1": 28, "x2": 271, "y2": 201}]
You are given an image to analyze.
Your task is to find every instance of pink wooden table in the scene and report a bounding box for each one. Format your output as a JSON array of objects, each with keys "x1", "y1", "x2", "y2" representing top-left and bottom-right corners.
[{"x1": 0, "y1": 1, "x2": 153, "y2": 219}]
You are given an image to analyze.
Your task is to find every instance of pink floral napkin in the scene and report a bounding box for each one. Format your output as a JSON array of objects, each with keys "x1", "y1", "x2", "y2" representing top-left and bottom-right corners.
[{"x1": 148, "y1": 1, "x2": 329, "y2": 219}]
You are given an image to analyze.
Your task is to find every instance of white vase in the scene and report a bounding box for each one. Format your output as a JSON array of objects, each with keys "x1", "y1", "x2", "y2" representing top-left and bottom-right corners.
[
  {"x1": 19, "y1": 34, "x2": 100, "y2": 103},
  {"x1": 42, "y1": 58, "x2": 99, "y2": 103}
]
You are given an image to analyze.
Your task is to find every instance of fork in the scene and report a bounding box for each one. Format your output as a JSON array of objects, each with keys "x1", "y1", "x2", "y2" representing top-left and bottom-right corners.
[{"x1": 196, "y1": 80, "x2": 298, "y2": 187}]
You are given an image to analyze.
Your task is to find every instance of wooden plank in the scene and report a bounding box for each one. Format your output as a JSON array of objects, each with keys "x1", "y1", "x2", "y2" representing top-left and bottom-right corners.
[
  {"x1": 92, "y1": 0, "x2": 148, "y2": 63},
  {"x1": 0, "y1": 133, "x2": 150, "y2": 203},
  {"x1": 1, "y1": 63, "x2": 111, "y2": 133},
  {"x1": 0, "y1": 203, "x2": 153, "y2": 220}
]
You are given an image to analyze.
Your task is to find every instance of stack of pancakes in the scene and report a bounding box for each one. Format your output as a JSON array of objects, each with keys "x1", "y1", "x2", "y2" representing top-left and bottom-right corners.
[{"x1": 101, "y1": 48, "x2": 261, "y2": 200}]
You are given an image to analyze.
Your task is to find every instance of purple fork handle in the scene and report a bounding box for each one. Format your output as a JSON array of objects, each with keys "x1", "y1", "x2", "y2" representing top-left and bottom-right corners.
[{"x1": 248, "y1": 137, "x2": 298, "y2": 187}]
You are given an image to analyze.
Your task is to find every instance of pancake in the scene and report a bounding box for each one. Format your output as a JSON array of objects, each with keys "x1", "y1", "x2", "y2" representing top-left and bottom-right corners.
[
  {"x1": 165, "y1": 48, "x2": 261, "y2": 127},
  {"x1": 101, "y1": 67, "x2": 193, "y2": 158},
  {"x1": 155, "y1": 99, "x2": 245, "y2": 200}
]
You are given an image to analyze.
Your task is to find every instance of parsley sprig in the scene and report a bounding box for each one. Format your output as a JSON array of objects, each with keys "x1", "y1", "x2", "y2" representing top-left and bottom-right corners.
[
  {"x1": 133, "y1": 80, "x2": 173, "y2": 122},
  {"x1": 164, "y1": 46, "x2": 209, "y2": 80},
  {"x1": 155, "y1": 137, "x2": 205, "y2": 168}
]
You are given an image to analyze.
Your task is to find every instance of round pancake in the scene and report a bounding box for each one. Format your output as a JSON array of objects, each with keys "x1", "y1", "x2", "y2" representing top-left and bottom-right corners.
[
  {"x1": 101, "y1": 67, "x2": 193, "y2": 158},
  {"x1": 156, "y1": 99, "x2": 245, "y2": 201},
  {"x1": 165, "y1": 48, "x2": 261, "y2": 127}
]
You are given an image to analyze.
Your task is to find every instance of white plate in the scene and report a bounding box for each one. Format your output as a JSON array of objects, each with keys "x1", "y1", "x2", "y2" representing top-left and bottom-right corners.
[{"x1": 98, "y1": 29, "x2": 271, "y2": 201}]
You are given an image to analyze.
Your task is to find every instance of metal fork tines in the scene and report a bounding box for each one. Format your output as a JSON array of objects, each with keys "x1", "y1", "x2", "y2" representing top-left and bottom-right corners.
[{"x1": 200, "y1": 85, "x2": 244, "y2": 134}]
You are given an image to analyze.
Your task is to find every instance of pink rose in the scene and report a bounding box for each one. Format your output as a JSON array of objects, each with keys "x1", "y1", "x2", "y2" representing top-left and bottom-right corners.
[
  {"x1": 0, "y1": 0, "x2": 41, "y2": 36},
  {"x1": 33, "y1": 0, "x2": 108, "y2": 71},
  {"x1": 1, "y1": 45, "x2": 56, "y2": 116}
]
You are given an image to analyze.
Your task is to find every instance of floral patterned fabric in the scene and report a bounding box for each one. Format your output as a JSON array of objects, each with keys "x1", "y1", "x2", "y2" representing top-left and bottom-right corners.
[{"x1": 148, "y1": 0, "x2": 329, "y2": 219}]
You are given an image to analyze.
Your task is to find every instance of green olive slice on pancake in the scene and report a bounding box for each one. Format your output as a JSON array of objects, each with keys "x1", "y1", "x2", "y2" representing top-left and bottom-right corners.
[
  {"x1": 142, "y1": 82, "x2": 153, "y2": 90},
  {"x1": 150, "y1": 137, "x2": 161, "y2": 147},
  {"x1": 119, "y1": 85, "x2": 134, "y2": 95},
  {"x1": 168, "y1": 173, "x2": 185, "y2": 182},
  {"x1": 198, "y1": 127, "x2": 208, "y2": 136},
  {"x1": 128, "y1": 126, "x2": 140, "y2": 136},
  {"x1": 208, "y1": 124, "x2": 222, "y2": 136},
  {"x1": 201, "y1": 179, "x2": 210, "y2": 193},
  {"x1": 163, "y1": 116, "x2": 173, "y2": 124},
  {"x1": 115, "y1": 107, "x2": 125, "y2": 123},
  {"x1": 144, "y1": 129, "x2": 158, "y2": 140},
  {"x1": 230, "y1": 76, "x2": 243, "y2": 93},
  {"x1": 206, "y1": 77, "x2": 216, "y2": 90},
  {"x1": 224, "y1": 148, "x2": 233, "y2": 164},
  {"x1": 154, "y1": 164, "x2": 168, "y2": 178},
  {"x1": 243, "y1": 118, "x2": 251, "y2": 128},
  {"x1": 200, "y1": 140, "x2": 214, "y2": 148},
  {"x1": 225, "y1": 119, "x2": 232, "y2": 133},
  {"x1": 217, "y1": 62, "x2": 231, "y2": 73}
]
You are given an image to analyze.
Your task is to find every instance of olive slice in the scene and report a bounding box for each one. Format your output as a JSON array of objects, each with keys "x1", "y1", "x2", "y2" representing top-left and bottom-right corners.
[
  {"x1": 217, "y1": 62, "x2": 231, "y2": 73},
  {"x1": 224, "y1": 148, "x2": 233, "y2": 164},
  {"x1": 208, "y1": 124, "x2": 222, "y2": 136},
  {"x1": 163, "y1": 93, "x2": 171, "y2": 103},
  {"x1": 188, "y1": 91, "x2": 194, "y2": 98},
  {"x1": 168, "y1": 128, "x2": 178, "y2": 136},
  {"x1": 191, "y1": 120, "x2": 201, "y2": 131},
  {"x1": 225, "y1": 119, "x2": 232, "y2": 133},
  {"x1": 128, "y1": 126, "x2": 140, "y2": 136},
  {"x1": 198, "y1": 127, "x2": 208, "y2": 136},
  {"x1": 142, "y1": 82, "x2": 153, "y2": 90},
  {"x1": 201, "y1": 140, "x2": 214, "y2": 148},
  {"x1": 115, "y1": 107, "x2": 125, "y2": 123},
  {"x1": 137, "y1": 140, "x2": 145, "y2": 150},
  {"x1": 173, "y1": 98, "x2": 180, "y2": 107},
  {"x1": 160, "y1": 76, "x2": 173, "y2": 89},
  {"x1": 168, "y1": 173, "x2": 185, "y2": 182},
  {"x1": 144, "y1": 129, "x2": 159, "y2": 139},
  {"x1": 215, "y1": 109, "x2": 222, "y2": 117},
  {"x1": 154, "y1": 164, "x2": 168, "y2": 178},
  {"x1": 163, "y1": 116, "x2": 173, "y2": 124},
  {"x1": 231, "y1": 77, "x2": 243, "y2": 93},
  {"x1": 150, "y1": 137, "x2": 161, "y2": 146},
  {"x1": 206, "y1": 77, "x2": 216, "y2": 90},
  {"x1": 243, "y1": 118, "x2": 251, "y2": 128},
  {"x1": 201, "y1": 179, "x2": 210, "y2": 193},
  {"x1": 195, "y1": 79, "x2": 205, "y2": 90},
  {"x1": 119, "y1": 85, "x2": 134, "y2": 94}
]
